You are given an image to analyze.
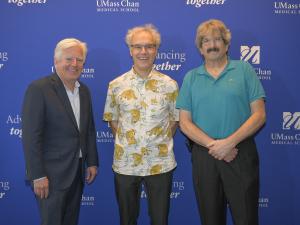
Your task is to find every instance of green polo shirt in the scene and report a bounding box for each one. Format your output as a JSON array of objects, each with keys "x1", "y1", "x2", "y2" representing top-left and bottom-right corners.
[{"x1": 176, "y1": 60, "x2": 265, "y2": 139}]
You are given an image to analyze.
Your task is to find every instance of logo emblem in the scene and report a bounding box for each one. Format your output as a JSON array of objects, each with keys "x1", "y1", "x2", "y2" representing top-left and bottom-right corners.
[
  {"x1": 240, "y1": 46, "x2": 260, "y2": 64},
  {"x1": 283, "y1": 112, "x2": 300, "y2": 130}
]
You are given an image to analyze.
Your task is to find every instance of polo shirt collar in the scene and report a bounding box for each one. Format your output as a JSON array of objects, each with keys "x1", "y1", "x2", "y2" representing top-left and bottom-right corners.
[{"x1": 196, "y1": 58, "x2": 236, "y2": 79}]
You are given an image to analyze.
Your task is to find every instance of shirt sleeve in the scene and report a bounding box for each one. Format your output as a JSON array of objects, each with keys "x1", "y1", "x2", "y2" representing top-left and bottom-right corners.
[
  {"x1": 244, "y1": 62, "x2": 266, "y2": 103},
  {"x1": 103, "y1": 83, "x2": 119, "y2": 121}
]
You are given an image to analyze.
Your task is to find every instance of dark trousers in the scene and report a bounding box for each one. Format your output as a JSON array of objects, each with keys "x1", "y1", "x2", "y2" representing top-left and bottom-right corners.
[
  {"x1": 36, "y1": 160, "x2": 83, "y2": 225},
  {"x1": 114, "y1": 170, "x2": 174, "y2": 225},
  {"x1": 191, "y1": 138, "x2": 259, "y2": 225}
]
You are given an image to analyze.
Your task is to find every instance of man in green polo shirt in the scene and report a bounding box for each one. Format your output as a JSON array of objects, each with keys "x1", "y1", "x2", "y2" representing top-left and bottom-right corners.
[{"x1": 176, "y1": 19, "x2": 266, "y2": 225}]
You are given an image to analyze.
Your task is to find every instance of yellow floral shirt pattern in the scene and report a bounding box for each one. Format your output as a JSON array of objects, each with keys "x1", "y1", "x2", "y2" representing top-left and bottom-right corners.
[{"x1": 103, "y1": 69, "x2": 179, "y2": 176}]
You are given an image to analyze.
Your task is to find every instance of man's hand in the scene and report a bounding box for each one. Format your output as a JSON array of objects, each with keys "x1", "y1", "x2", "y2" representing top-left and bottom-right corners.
[
  {"x1": 223, "y1": 148, "x2": 238, "y2": 163},
  {"x1": 86, "y1": 166, "x2": 98, "y2": 184},
  {"x1": 207, "y1": 139, "x2": 237, "y2": 162},
  {"x1": 33, "y1": 177, "x2": 49, "y2": 199}
]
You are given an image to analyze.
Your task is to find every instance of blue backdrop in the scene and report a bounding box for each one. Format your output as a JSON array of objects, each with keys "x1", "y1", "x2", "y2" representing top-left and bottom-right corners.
[{"x1": 1, "y1": 0, "x2": 300, "y2": 224}]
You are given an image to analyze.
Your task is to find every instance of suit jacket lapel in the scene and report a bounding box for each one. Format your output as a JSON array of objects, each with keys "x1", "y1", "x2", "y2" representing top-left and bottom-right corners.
[{"x1": 50, "y1": 73, "x2": 79, "y2": 131}]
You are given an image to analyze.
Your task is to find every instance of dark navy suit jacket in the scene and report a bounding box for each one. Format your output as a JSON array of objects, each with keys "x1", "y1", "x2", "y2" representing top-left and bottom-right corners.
[{"x1": 22, "y1": 73, "x2": 98, "y2": 190}]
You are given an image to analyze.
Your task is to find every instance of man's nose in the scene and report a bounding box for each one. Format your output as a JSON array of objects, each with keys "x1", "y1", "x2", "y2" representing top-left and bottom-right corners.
[
  {"x1": 70, "y1": 58, "x2": 80, "y2": 66},
  {"x1": 140, "y1": 47, "x2": 147, "y2": 53}
]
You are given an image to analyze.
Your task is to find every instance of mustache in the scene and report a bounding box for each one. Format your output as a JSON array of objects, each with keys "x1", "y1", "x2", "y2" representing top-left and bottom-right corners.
[{"x1": 207, "y1": 47, "x2": 219, "y2": 53}]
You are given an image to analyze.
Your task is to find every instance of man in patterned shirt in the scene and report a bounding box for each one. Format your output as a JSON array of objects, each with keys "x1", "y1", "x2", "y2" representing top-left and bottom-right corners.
[{"x1": 103, "y1": 24, "x2": 179, "y2": 225}]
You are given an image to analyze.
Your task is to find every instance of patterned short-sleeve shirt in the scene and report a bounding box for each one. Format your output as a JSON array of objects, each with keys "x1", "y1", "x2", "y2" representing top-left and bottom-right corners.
[{"x1": 103, "y1": 69, "x2": 179, "y2": 176}]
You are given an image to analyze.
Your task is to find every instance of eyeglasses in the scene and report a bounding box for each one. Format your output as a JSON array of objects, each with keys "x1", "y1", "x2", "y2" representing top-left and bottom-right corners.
[
  {"x1": 65, "y1": 57, "x2": 84, "y2": 65},
  {"x1": 130, "y1": 44, "x2": 156, "y2": 51},
  {"x1": 202, "y1": 37, "x2": 224, "y2": 45}
]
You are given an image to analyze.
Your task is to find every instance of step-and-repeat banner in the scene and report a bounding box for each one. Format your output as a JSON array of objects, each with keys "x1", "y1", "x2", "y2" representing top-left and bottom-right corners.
[{"x1": 1, "y1": 1, "x2": 299, "y2": 224}]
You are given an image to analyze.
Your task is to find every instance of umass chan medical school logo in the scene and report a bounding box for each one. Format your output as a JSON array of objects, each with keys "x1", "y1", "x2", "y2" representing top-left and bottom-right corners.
[
  {"x1": 273, "y1": 2, "x2": 300, "y2": 15},
  {"x1": 240, "y1": 45, "x2": 272, "y2": 81},
  {"x1": 271, "y1": 112, "x2": 300, "y2": 145},
  {"x1": 240, "y1": 46, "x2": 260, "y2": 65},
  {"x1": 96, "y1": 123, "x2": 114, "y2": 143},
  {"x1": 283, "y1": 112, "x2": 300, "y2": 130},
  {"x1": 51, "y1": 66, "x2": 95, "y2": 79},
  {"x1": 96, "y1": 0, "x2": 140, "y2": 13}
]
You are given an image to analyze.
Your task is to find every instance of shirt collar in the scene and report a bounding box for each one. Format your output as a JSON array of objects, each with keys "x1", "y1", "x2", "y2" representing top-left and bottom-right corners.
[
  {"x1": 56, "y1": 73, "x2": 80, "y2": 92},
  {"x1": 74, "y1": 80, "x2": 80, "y2": 88},
  {"x1": 129, "y1": 67, "x2": 156, "y2": 81},
  {"x1": 64, "y1": 81, "x2": 80, "y2": 95},
  {"x1": 196, "y1": 58, "x2": 236, "y2": 78}
]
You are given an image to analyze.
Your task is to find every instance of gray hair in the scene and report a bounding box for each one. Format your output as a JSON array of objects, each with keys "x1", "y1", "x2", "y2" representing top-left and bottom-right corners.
[
  {"x1": 54, "y1": 38, "x2": 87, "y2": 61},
  {"x1": 125, "y1": 24, "x2": 161, "y2": 47}
]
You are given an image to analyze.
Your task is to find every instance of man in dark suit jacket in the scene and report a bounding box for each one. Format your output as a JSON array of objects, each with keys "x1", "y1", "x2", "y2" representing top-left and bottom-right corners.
[{"x1": 22, "y1": 38, "x2": 99, "y2": 225}]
